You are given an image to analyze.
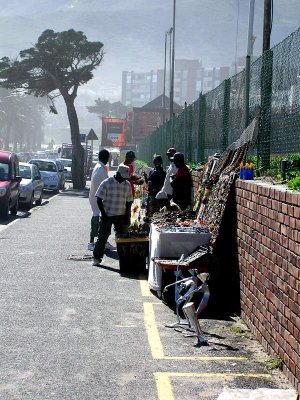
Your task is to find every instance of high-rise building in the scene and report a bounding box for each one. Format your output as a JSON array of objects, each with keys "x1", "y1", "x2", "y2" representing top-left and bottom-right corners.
[
  {"x1": 201, "y1": 66, "x2": 231, "y2": 93},
  {"x1": 157, "y1": 59, "x2": 203, "y2": 105},
  {"x1": 121, "y1": 70, "x2": 158, "y2": 107},
  {"x1": 121, "y1": 58, "x2": 253, "y2": 108},
  {"x1": 122, "y1": 60, "x2": 203, "y2": 108}
]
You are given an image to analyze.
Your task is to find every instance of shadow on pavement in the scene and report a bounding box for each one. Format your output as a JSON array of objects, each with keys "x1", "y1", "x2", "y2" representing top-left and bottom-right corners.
[
  {"x1": 93, "y1": 264, "x2": 120, "y2": 273},
  {"x1": 58, "y1": 189, "x2": 89, "y2": 199}
]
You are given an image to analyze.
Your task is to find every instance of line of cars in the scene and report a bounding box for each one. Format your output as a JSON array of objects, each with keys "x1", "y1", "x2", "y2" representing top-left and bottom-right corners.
[{"x1": 0, "y1": 150, "x2": 72, "y2": 219}]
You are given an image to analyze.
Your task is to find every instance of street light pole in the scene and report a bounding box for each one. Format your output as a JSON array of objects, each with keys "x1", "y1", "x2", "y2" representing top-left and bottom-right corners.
[
  {"x1": 163, "y1": 28, "x2": 172, "y2": 122},
  {"x1": 170, "y1": 0, "x2": 176, "y2": 118},
  {"x1": 163, "y1": 31, "x2": 167, "y2": 123},
  {"x1": 169, "y1": 27, "x2": 173, "y2": 110}
]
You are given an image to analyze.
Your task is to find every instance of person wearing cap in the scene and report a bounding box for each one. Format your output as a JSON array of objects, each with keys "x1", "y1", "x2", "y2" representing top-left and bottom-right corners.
[
  {"x1": 88, "y1": 149, "x2": 115, "y2": 252},
  {"x1": 155, "y1": 147, "x2": 178, "y2": 206},
  {"x1": 170, "y1": 152, "x2": 192, "y2": 210},
  {"x1": 143, "y1": 155, "x2": 166, "y2": 214},
  {"x1": 122, "y1": 150, "x2": 144, "y2": 196},
  {"x1": 92, "y1": 165, "x2": 133, "y2": 266}
]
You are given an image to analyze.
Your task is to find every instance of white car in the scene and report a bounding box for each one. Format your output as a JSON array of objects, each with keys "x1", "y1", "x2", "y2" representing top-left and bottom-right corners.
[
  {"x1": 19, "y1": 162, "x2": 44, "y2": 209},
  {"x1": 29, "y1": 159, "x2": 65, "y2": 192}
]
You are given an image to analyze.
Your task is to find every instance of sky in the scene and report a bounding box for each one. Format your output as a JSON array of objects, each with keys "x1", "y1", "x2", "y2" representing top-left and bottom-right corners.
[{"x1": 0, "y1": 0, "x2": 299, "y2": 139}]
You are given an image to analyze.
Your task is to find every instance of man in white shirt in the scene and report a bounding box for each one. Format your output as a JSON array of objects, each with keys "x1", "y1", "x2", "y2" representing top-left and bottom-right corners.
[
  {"x1": 92, "y1": 165, "x2": 133, "y2": 266},
  {"x1": 88, "y1": 149, "x2": 112, "y2": 251}
]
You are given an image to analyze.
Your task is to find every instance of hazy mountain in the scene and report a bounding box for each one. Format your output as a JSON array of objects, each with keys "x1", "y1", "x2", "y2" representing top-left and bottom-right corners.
[
  {"x1": 1, "y1": 0, "x2": 299, "y2": 141},
  {"x1": 1, "y1": 0, "x2": 299, "y2": 100}
]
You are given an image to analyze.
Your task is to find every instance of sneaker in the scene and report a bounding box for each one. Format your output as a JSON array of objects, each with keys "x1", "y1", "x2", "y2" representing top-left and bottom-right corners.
[
  {"x1": 92, "y1": 257, "x2": 102, "y2": 266},
  {"x1": 88, "y1": 242, "x2": 95, "y2": 251},
  {"x1": 105, "y1": 242, "x2": 116, "y2": 251}
]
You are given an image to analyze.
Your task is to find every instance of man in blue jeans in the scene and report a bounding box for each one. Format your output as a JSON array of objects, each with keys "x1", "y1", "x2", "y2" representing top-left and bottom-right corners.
[{"x1": 92, "y1": 165, "x2": 133, "y2": 266}]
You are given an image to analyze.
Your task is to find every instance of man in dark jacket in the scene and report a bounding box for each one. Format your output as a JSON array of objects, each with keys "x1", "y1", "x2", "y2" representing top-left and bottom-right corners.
[
  {"x1": 170, "y1": 152, "x2": 192, "y2": 210},
  {"x1": 144, "y1": 155, "x2": 166, "y2": 214}
]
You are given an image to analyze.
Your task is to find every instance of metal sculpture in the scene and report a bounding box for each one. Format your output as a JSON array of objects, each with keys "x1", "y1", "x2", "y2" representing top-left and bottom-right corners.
[
  {"x1": 182, "y1": 302, "x2": 207, "y2": 346},
  {"x1": 164, "y1": 268, "x2": 210, "y2": 345}
]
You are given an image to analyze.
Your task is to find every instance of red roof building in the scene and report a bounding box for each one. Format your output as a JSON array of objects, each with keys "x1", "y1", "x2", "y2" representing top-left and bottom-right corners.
[{"x1": 131, "y1": 94, "x2": 182, "y2": 143}]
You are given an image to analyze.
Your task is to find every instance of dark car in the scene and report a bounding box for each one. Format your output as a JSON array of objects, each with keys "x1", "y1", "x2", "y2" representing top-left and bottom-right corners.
[{"x1": 0, "y1": 151, "x2": 22, "y2": 219}]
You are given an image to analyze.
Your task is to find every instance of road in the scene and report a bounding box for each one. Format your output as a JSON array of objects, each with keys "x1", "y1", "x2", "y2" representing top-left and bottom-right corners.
[{"x1": 0, "y1": 186, "x2": 296, "y2": 400}]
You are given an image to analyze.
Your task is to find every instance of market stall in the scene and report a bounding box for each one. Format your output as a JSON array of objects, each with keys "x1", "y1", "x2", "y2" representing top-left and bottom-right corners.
[{"x1": 147, "y1": 212, "x2": 211, "y2": 295}]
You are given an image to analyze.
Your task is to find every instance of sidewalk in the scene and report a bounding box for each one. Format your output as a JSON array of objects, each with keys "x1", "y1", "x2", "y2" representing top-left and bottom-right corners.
[{"x1": 0, "y1": 188, "x2": 297, "y2": 400}]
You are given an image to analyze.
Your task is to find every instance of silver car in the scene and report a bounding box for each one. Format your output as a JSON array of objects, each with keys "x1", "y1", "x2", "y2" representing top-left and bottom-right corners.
[
  {"x1": 19, "y1": 162, "x2": 44, "y2": 209},
  {"x1": 29, "y1": 159, "x2": 65, "y2": 192}
]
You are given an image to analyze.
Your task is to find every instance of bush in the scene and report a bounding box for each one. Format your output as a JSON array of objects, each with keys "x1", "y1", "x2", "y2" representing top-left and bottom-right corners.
[{"x1": 288, "y1": 175, "x2": 300, "y2": 191}]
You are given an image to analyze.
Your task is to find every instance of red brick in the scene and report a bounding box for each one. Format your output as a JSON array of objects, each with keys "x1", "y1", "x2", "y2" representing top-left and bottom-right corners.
[
  {"x1": 275, "y1": 212, "x2": 284, "y2": 224},
  {"x1": 293, "y1": 206, "x2": 300, "y2": 219},
  {"x1": 286, "y1": 191, "x2": 299, "y2": 206},
  {"x1": 282, "y1": 203, "x2": 288, "y2": 214},
  {"x1": 271, "y1": 199, "x2": 281, "y2": 212},
  {"x1": 269, "y1": 187, "x2": 276, "y2": 200}
]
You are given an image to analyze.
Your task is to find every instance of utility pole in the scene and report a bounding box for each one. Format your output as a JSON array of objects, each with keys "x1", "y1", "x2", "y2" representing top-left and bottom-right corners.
[
  {"x1": 170, "y1": 0, "x2": 176, "y2": 118},
  {"x1": 163, "y1": 28, "x2": 172, "y2": 122},
  {"x1": 169, "y1": 27, "x2": 172, "y2": 116},
  {"x1": 260, "y1": 0, "x2": 273, "y2": 169},
  {"x1": 163, "y1": 31, "x2": 167, "y2": 123},
  {"x1": 263, "y1": 0, "x2": 272, "y2": 52}
]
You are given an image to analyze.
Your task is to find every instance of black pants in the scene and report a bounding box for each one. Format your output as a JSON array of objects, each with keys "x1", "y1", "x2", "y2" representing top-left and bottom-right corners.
[{"x1": 93, "y1": 215, "x2": 129, "y2": 260}]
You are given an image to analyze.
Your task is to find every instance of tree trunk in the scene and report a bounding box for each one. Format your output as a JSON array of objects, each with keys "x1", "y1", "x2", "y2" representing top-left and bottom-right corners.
[{"x1": 65, "y1": 97, "x2": 85, "y2": 189}]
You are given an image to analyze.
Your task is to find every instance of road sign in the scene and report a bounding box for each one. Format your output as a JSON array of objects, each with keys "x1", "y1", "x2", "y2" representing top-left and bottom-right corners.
[
  {"x1": 86, "y1": 129, "x2": 98, "y2": 141},
  {"x1": 80, "y1": 134, "x2": 86, "y2": 143}
]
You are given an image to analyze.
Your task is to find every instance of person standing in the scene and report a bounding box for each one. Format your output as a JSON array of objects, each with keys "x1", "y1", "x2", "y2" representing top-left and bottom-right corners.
[
  {"x1": 122, "y1": 150, "x2": 144, "y2": 196},
  {"x1": 92, "y1": 165, "x2": 133, "y2": 267},
  {"x1": 170, "y1": 152, "x2": 192, "y2": 210},
  {"x1": 143, "y1": 155, "x2": 166, "y2": 214},
  {"x1": 155, "y1": 147, "x2": 178, "y2": 207},
  {"x1": 88, "y1": 149, "x2": 115, "y2": 251}
]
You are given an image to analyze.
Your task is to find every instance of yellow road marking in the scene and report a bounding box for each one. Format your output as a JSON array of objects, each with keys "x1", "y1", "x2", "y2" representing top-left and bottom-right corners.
[
  {"x1": 139, "y1": 275, "x2": 152, "y2": 297},
  {"x1": 144, "y1": 302, "x2": 165, "y2": 359},
  {"x1": 154, "y1": 372, "x2": 273, "y2": 400},
  {"x1": 144, "y1": 302, "x2": 247, "y2": 361},
  {"x1": 155, "y1": 372, "x2": 174, "y2": 400}
]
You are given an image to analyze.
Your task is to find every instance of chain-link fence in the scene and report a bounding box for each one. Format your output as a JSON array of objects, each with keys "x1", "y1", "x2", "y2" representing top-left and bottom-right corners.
[{"x1": 138, "y1": 27, "x2": 300, "y2": 167}]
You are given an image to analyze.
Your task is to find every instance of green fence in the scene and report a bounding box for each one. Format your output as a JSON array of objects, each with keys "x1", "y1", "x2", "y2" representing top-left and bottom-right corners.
[{"x1": 138, "y1": 27, "x2": 300, "y2": 167}]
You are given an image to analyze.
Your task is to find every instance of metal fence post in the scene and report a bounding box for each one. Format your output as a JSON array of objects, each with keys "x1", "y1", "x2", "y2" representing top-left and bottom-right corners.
[
  {"x1": 198, "y1": 93, "x2": 206, "y2": 162},
  {"x1": 259, "y1": 50, "x2": 273, "y2": 169},
  {"x1": 184, "y1": 102, "x2": 187, "y2": 156},
  {"x1": 222, "y1": 79, "x2": 231, "y2": 152},
  {"x1": 171, "y1": 114, "x2": 175, "y2": 147}
]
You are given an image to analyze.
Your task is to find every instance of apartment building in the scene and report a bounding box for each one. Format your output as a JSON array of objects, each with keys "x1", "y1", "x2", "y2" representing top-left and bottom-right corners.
[
  {"x1": 122, "y1": 58, "x2": 248, "y2": 108},
  {"x1": 121, "y1": 70, "x2": 158, "y2": 107}
]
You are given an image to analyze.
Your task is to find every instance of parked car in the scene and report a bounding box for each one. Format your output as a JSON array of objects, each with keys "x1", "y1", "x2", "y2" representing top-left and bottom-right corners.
[
  {"x1": 0, "y1": 151, "x2": 22, "y2": 219},
  {"x1": 54, "y1": 159, "x2": 66, "y2": 189},
  {"x1": 57, "y1": 158, "x2": 72, "y2": 181},
  {"x1": 45, "y1": 150, "x2": 59, "y2": 160},
  {"x1": 36, "y1": 151, "x2": 48, "y2": 159},
  {"x1": 29, "y1": 159, "x2": 65, "y2": 192},
  {"x1": 19, "y1": 162, "x2": 44, "y2": 209}
]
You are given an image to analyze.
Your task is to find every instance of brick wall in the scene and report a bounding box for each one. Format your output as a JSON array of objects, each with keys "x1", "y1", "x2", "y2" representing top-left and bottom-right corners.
[{"x1": 235, "y1": 180, "x2": 300, "y2": 393}]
